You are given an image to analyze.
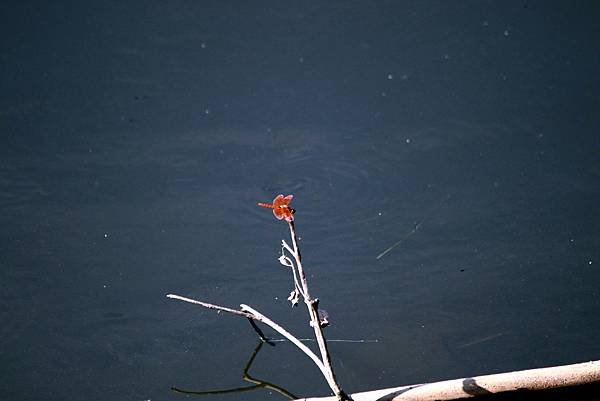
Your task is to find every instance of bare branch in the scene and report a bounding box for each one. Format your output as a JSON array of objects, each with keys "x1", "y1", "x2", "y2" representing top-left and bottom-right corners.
[
  {"x1": 281, "y1": 240, "x2": 306, "y2": 300},
  {"x1": 281, "y1": 239, "x2": 295, "y2": 255},
  {"x1": 240, "y1": 304, "x2": 331, "y2": 382},
  {"x1": 166, "y1": 294, "x2": 253, "y2": 318},
  {"x1": 279, "y1": 254, "x2": 294, "y2": 268},
  {"x1": 166, "y1": 293, "x2": 332, "y2": 388},
  {"x1": 285, "y1": 221, "x2": 349, "y2": 400}
]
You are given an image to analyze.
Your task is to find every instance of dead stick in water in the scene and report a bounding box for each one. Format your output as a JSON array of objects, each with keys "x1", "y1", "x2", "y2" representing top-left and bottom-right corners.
[{"x1": 295, "y1": 359, "x2": 600, "y2": 401}]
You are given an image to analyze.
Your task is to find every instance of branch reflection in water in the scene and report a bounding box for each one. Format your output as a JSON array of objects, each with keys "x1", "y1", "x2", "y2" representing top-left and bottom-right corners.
[{"x1": 171, "y1": 340, "x2": 298, "y2": 400}]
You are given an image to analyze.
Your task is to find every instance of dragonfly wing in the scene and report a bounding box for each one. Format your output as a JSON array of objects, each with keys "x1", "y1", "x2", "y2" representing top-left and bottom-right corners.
[{"x1": 264, "y1": 194, "x2": 294, "y2": 221}]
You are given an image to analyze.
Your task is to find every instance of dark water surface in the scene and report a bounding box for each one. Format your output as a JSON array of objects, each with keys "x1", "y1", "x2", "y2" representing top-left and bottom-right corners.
[{"x1": 1, "y1": 2, "x2": 599, "y2": 400}]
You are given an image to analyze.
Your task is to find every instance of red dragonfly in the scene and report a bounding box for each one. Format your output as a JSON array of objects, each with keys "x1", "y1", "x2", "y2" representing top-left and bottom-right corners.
[{"x1": 258, "y1": 194, "x2": 295, "y2": 222}]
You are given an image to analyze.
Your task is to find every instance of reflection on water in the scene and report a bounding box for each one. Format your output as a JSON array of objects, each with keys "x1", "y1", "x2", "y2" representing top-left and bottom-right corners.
[{"x1": 172, "y1": 340, "x2": 299, "y2": 400}]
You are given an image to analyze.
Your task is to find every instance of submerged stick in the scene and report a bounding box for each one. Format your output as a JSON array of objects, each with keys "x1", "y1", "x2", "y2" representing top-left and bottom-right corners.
[{"x1": 376, "y1": 220, "x2": 423, "y2": 260}]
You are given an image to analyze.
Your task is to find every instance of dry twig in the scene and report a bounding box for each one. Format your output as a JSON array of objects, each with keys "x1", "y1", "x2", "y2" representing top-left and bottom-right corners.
[{"x1": 168, "y1": 194, "x2": 350, "y2": 400}]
